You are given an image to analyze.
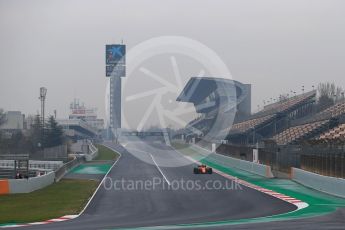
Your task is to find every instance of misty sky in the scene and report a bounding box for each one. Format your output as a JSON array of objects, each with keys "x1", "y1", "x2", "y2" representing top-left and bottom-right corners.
[{"x1": 1, "y1": 0, "x2": 345, "y2": 125}]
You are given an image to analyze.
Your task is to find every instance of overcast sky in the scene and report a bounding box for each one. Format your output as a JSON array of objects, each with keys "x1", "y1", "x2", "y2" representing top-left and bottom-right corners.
[{"x1": 1, "y1": 0, "x2": 345, "y2": 125}]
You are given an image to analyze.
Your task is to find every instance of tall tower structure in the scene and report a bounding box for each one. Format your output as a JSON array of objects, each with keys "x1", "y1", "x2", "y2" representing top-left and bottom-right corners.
[
  {"x1": 110, "y1": 76, "x2": 121, "y2": 129},
  {"x1": 106, "y1": 44, "x2": 126, "y2": 140},
  {"x1": 39, "y1": 87, "x2": 47, "y2": 125}
]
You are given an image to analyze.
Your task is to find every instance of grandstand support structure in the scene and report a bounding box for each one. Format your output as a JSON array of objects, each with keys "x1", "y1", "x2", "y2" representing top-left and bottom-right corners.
[{"x1": 176, "y1": 77, "x2": 251, "y2": 142}]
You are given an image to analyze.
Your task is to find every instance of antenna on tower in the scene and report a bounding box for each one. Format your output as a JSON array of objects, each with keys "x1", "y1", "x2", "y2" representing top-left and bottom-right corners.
[{"x1": 39, "y1": 87, "x2": 47, "y2": 125}]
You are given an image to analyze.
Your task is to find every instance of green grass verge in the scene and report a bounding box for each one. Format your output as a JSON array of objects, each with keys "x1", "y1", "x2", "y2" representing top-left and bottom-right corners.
[
  {"x1": 0, "y1": 179, "x2": 98, "y2": 224},
  {"x1": 94, "y1": 144, "x2": 119, "y2": 161}
]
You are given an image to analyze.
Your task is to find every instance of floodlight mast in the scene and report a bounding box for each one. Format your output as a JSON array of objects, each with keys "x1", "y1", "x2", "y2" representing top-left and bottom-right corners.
[{"x1": 39, "y1": 87, "x2": 47, "y2": 126}]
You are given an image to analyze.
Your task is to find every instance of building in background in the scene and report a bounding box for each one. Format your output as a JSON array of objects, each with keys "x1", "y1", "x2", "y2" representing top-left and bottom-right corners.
[
  {"x1": 55, "y1": 99, "x2": 103, "y2": 140},
  {"x1": 0, "y1": 111, "x2": 25, "y2": 131},
  {"x1": 69, "y1": 99, "x2": 104, "y2": 131}
]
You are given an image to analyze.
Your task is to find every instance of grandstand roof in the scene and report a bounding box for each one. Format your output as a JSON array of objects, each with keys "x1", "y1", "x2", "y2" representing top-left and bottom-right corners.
[{"x1": 176, "y1": 77, "x2": 250, "y2": 105}]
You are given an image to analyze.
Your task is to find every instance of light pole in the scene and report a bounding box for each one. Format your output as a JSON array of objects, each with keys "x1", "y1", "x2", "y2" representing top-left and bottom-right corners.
[{"x1": 39, "y1": 87, "x2": 47, "y2": 126}]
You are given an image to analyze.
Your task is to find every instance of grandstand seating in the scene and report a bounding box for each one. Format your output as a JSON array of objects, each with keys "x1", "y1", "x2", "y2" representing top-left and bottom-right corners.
[
  {"x1": 272, "y1": 120, "x2": 329, "y2": 145},
  {"x1": 313, "y1": 102, "x2": 345, "y2": 121},
  {"x1": 223, "y1": 91, "x2": 316, "y2": 137},
  {"x1": 182, "y1": 89, "x2": 341, "y2": 146},
  {"x1": 319, "y1": 123, "x2": 345, "y2": 140},
  {"x1": 255, "y1": 91, "x2": 316, "y2": 117},
  {"x1": 226, "y1": 114, "x2": 275, "y2": 134}
]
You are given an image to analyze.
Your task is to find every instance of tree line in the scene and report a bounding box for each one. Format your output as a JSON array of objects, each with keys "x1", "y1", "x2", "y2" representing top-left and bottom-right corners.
[
  {"x1": 317, "y1": 82, "x2": 345, "y2": 111},
  {"x1": 0, "y1": 111, "x2": 65, "y2": 155}
]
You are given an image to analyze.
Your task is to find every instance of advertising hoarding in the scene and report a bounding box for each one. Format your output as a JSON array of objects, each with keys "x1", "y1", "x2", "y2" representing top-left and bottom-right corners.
[
  {"x1": 106, "y1": 44, "x2": 126, "y2": 77},
  {"x1": 106, "y1": 64, "x2": 126, "y2": 77}
]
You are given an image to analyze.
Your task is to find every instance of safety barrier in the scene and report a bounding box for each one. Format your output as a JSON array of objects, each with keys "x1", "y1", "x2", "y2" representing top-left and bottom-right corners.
[
  {"x1": 54, "y1": 157, "x2": 84, "y2": 182},
  {"x1": 292, "y1": 167, "x2": 345, "y2": 198},
  {"x1": 191, "y1": 145, "x2": 274, "y2": 178},
  {"x1": 0, "y1": 180, "x2": 9, "y2": 194},
  {"x1": 85, "y1": 141, "x2": 98, "y2": 161},
  {"x1": 0, "y1": 171, "x2": 55, "y2": 194},
  {"x1": 0, "y1": 141, "x2": 98, "y2": 193}
]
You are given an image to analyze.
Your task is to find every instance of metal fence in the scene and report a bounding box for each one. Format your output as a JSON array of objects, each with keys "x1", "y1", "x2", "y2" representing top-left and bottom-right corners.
[
  {"x1": 260, "y1": 141, "x2": 345, "y2": 178},
  {"x1": 260, "y1": 144, "x2": 301, "y2": 174},
  {"x1": 191, "y1": 139, "x2": 345, "y2": 178},
  {"x1": 300, "y1": 142, "x2": 345, "y2": 178},
  {"x1": 30, "y1": 145, "x2": 68, "y2": 162}
]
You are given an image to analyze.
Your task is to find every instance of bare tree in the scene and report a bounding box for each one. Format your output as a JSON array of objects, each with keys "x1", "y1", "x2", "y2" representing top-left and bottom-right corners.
[
  {"x1": 317, "y1": 82, "x2": 344, "y2": 111},
  {"x1": 0, "y1": 109, "x2": 5, "y2": 126}
]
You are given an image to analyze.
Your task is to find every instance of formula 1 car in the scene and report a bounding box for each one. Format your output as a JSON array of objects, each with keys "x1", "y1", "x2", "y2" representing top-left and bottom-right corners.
[{"x1": 193, "y1": 164, "x2": 213, "y2": 174}]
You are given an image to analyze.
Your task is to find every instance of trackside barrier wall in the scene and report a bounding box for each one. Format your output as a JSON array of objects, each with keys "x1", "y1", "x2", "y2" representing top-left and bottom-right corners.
[
  {"x1": 55, "y1": 157, "x2": 84, "y2": 182},
  {"x1": 85, "y1": 141, "x2": 98, "y2": 161},
  {"x1": 7, "y1": 171, "x2": 55, "y2": 194},
  {"x1": 0, "y1": 180, "x2": 10, "y2": 194},
  {"x1": 192, "y1": 145, "x2": 274, "y2": 178},
  {"x1": 292, "y1": 167, "x2": 345, "y2": 198}
]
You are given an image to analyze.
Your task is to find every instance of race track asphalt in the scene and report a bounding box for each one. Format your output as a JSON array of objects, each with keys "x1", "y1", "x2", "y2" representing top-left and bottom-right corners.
[{"x1": 19, "y1": 141, "x2": 298, "y2": 230}]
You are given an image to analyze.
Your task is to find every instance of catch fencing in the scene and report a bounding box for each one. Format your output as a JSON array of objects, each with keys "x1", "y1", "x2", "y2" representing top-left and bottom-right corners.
[{"x1": 30, "y1": 145, "x2": 68, "y2": 162}]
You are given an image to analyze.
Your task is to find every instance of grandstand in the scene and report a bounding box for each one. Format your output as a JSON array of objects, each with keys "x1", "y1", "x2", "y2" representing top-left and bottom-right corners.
[
  {"x1": 223, "y1": 90, "x2": 317, "y2": 145},
  {"x1": 252, "y1": 90, "x2": 316, "y2": 118},
  {"x1": 319, "y1": 123, "x2": 345, "y2": 141},
  {"x1": 227, "y1": 114, "x2": 276, "y2": 134},
  {"x1": 272, "y1": 120, "x2": 330, "y2": 145},
  {"x1": 176, "y1": 77, "x2": 251, "y2": 141},
  {"x1": 176, "y1": 80, "x2": 345, "y2": 178},
  {"x1": 177, "y1": 82, "x2": 345, "y2": 147},
  {"x1": 311, "y1": 101, "x2": 345, "y2": 121},
  {"x1": 176, "y1": 78, "x2": 322, "y2": 145},
  {"x1": 269, "y1": 101, "x2": 345, "y2": 146}
]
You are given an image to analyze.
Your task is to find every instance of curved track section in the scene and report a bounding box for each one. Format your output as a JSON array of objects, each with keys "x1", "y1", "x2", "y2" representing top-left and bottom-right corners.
[{"x1": 17, "y1": 141, "x2": 296, "y2": 230}]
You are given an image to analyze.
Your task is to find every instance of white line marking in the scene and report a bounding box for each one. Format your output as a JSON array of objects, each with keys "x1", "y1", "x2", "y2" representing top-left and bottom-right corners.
[
  {"x1": 78, "y1": 144, "x2": 122, "y2": 216},
  {"x1": 150, "y1": 153, "x2": 171, "y2": 186}
]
